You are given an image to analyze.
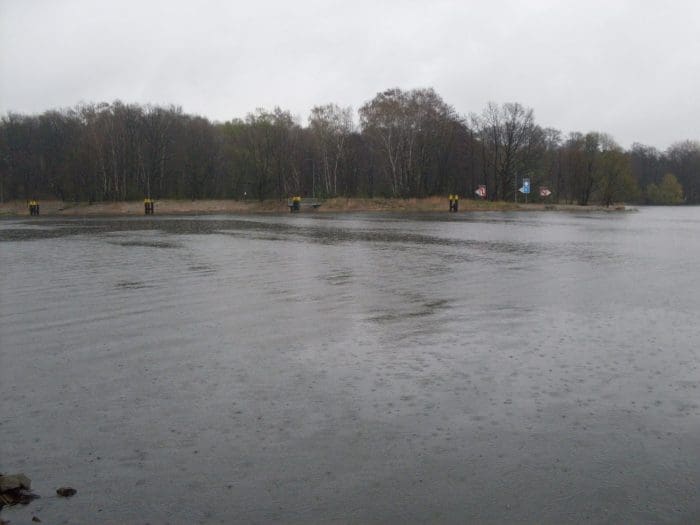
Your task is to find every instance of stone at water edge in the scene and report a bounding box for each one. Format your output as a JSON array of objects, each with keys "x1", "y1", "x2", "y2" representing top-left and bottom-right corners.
[
  {"x1": 0, "y1": 473, "x2": 32, "y2": 492},
  {"x1": 56, "y1": 487, "x2": 77, "y2": 497},
  {"x1": 0, "y1": 473, "x2": 40, "y2": 508}
]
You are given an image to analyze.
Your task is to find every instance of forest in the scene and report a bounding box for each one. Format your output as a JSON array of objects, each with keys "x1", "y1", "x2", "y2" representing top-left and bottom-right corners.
[{"x1": 1, "y1": 87, "x2": 698, "y2": 205}]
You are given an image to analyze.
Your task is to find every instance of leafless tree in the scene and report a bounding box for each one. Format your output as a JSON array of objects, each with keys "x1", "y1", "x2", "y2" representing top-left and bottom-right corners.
[
  {"x1": 471, "y1": 102, "x2": 544, "y2": 201},
  {"x1": 309, "y1": 103, "x2": 353, "y2": 197}
]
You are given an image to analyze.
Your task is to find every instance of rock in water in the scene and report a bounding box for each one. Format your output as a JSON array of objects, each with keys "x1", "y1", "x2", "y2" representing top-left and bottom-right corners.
[
  {"x1": 0, "y1": 473, "x2": 32, "y2": 492},
  {"x1": 0, "y1": 473, "x2": 39, "y2": 508},
  {"x1": 56, "y1": 487, "x2": 77, "y2": 498}
]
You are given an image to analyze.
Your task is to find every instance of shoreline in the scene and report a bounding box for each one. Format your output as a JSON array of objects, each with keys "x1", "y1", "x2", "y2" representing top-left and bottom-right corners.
[{"x1": 0, "y1": 197, "x2": 630, "y2": 217}]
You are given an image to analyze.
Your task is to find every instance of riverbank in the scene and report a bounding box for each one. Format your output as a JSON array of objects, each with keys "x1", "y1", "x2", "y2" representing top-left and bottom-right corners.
[{"x1": 0, "y1": 197, "x2": 629, "y2": 216}]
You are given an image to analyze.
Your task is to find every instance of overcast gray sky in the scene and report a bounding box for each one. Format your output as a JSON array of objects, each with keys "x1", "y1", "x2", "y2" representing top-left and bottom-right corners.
[{"x1": 1, "y1": 0, "x2": 698, "y2": 149}]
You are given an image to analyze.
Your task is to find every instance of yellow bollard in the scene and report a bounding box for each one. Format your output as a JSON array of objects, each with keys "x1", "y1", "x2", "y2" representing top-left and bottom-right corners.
[{"x1": 28, "y1": 200, "x2": 40, "y2": 216}]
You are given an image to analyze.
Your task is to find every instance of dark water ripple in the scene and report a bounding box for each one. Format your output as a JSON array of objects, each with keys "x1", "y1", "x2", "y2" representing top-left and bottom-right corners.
[{"x1": 1, "y1": 208, "x2": 700, "y2": 523}]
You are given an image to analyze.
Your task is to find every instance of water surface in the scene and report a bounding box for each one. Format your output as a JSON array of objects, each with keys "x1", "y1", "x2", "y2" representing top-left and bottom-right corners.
[{"x1": 1, "y1": 208, "x2": 699, "y2": 523}]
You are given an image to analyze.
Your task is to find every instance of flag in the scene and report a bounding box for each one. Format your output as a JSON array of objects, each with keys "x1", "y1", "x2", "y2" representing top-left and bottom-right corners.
[
  {"x1": 475, "y1": 185, "x2": 487, "y2": 198},
  {"x1": 539, "y1": 186, "x2": 552, "y2": 197}
]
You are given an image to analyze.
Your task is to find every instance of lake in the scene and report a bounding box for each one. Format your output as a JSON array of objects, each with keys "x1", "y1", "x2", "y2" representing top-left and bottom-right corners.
[{"x1": 1, "y1": 207, "x2": 699, "y2": 523}]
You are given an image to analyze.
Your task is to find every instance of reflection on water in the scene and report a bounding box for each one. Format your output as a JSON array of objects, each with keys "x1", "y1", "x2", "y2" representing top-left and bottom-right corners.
[{"x1": 1, "y1": 208, "x2": 700, "y2": 524}]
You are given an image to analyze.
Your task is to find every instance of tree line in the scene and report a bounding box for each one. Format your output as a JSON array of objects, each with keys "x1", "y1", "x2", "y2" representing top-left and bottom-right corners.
[{"x1": 1, "y1": 88, "x2": 698, "y2": 205}]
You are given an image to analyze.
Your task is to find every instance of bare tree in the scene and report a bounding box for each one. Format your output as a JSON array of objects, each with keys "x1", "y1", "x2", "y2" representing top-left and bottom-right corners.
[
  {"x1": 471, "y1": 102, "x2": 544, "y2": 201},
  {"x1": 360, "y1": 87, "x2": 459, "y2": 197},
  {"x1": 141, "y1": 105, "x2": 180, "y2": 198},
  {"x1": 309, "y1": 103, "x2": 353, "y2": 197}
]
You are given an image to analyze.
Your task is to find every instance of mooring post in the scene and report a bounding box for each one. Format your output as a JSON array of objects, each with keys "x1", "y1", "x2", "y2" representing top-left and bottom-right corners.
[{"x1": 448, "y1": 194, "x2": 458, "y2": 212}]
